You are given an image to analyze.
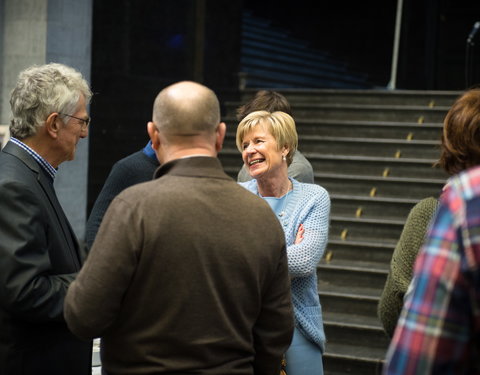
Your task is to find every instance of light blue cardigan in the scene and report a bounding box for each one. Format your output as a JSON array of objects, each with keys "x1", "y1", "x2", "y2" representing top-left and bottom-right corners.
[{"x1": 239, "y1": 178, "x2": 330, "y2": 352}]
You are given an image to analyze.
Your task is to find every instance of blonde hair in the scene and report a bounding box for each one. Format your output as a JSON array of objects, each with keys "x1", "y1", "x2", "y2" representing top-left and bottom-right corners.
[{"x1": 236, "y1": 110, "x2": 298, "y2": 165}]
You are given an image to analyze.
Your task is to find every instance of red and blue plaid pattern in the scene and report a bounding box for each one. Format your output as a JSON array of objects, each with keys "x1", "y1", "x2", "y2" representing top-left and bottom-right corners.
[{"x1": 384, "y1": 166, "x2": 480, "y2": 374}]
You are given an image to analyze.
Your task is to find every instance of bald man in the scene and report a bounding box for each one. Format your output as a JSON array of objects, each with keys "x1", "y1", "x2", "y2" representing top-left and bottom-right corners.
[{"x1": 64, "y1": 81, "x2": 294, "y2": 375}]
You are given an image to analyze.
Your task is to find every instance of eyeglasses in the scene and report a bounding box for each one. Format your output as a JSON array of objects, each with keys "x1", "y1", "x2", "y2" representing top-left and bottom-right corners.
[{"x1": 58, "y1": 113, "x2": 91, "y2": 130}]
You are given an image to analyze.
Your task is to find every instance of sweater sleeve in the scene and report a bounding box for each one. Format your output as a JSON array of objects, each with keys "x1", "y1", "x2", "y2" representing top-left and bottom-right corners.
[
  {"x1": 377, "y1": 197, "x2": 439, "y2": 337},
  {"x1": 65, "y1": 196, "x2": 140, "y2": 340},
  {"x1": 287, "y1": 185, "x2": 330, "y2": 277}
]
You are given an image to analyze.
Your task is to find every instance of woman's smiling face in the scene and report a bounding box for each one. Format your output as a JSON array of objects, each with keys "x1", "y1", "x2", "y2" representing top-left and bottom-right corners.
[{"x1": 241, "y1": 121, "x2": 286, "y2": 180}]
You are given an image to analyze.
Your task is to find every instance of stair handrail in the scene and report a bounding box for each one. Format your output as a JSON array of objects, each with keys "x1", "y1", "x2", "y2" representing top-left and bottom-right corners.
[
  {"x1": 465, "y1": 21, "x2": 480, "y2": 88},
  {"x1": 387, "y1": 0, "x2": 404, "y2": 90}
]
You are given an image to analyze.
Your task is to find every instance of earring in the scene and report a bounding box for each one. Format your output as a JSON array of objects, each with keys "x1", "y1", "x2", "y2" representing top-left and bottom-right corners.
[{"x1": 282, "y1": 155, "x2": 286, "y2": 161}]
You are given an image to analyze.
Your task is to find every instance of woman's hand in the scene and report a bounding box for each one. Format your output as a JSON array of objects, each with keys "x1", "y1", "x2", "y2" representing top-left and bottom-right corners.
[{"x1": 294, "y1": 224, "x2": 305, "y2": 244}]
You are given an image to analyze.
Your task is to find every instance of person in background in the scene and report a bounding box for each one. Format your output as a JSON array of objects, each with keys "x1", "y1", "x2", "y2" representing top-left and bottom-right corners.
[
  {"x1": 377, "y1": 196, "x2": 439, "y2": 337},
  {"x1": 236, "y1": 110, "x2": 330, "y2": 375},
  {"x1": 378, "y1": 88, "x2": 480, "y2": 338},
  {"x1": 85, "y1": 140, "x2": 159, "y2": 248},
  {"x1": 384, "y1": 88, "x2": 480, "y2": 373},
  {"x1": 0, "y1": 63, "x2": 93, "y2": 375},
  {"x1": 64, "y1": 81, "x2": 294, "y2": 375},
  {"x1": 236, "y1": 90, "x2": 314, "y2": 184}
]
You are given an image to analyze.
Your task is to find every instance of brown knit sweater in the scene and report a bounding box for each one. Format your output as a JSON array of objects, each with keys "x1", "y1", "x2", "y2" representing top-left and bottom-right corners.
[{"x1": 377, "y1": 196, "x2": 440, "y2": 337}]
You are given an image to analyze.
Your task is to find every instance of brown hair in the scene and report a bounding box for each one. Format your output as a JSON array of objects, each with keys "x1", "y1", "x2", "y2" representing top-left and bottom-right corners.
[
  {"x1": 236, "y1": 90, "x2": 292, "y2": 121},
  {"x1": 437, "y1": 89, "x2": 480, "y2": 175}
]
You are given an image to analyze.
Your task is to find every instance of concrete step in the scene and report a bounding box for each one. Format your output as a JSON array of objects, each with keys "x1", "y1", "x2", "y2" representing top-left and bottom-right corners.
[
  {"x1": 325, "y1": 239, "x2": 395, "y2": 267},
  {"x1": 323, "y1": 342, "x2": 385, "y2": 375},
  {"x1": 324, "y1": 319, "x2": 389, "y2": 351},
  {"x1": 223, "y1": 119, "x2": 443, "y2": 141},
  {"x1": 224, "y1": 101, "x2": 449, "y2": 121},
  {"x1": 329, "y1": 215, "x2": 406, "y2": 244},
  {"x1": 320, "y1": 291, "x2": 379, "y2": 323},
  {"x1": 318, "y1": 274, "x2": 382, "y2": 299},
  {"x1": 330, "y1": 195, "x2": 417, "y2": 222},
  {"x1": 289, "y1": 103, "x2": 449, "y2": 122},
  {"x1": 237, "y1": 88, "x2": 460, "y2": 106},
  {"x1": 220, "y1": 135, "x2": 440, "y2": 159},
  {"x1": 296, "y1": 120, "x2": 442, "y2": 140},
  {"x1": 299, "y1": 136, "x2": 440, "y2": 159},
  {"x1": 306, "y1": 153, "x2": 446, "y2": 179},
  {"x1": 314, "y1": 172, "x2": 444, "y2": 200},
  {"x1": 318, "y1": 261, "x2": 388, "y2": 293}
]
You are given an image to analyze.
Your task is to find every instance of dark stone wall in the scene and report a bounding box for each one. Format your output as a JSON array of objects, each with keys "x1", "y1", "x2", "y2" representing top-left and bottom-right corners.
[
  {"x1": 398, "y1": 0, "x2": 480, "y2": 90},
  {"x1": 244, "y1": 0, "x2": 480, "y2": 90},
  {"x1": 87, "y1": 0, "x2": 242, "y2": 213}
]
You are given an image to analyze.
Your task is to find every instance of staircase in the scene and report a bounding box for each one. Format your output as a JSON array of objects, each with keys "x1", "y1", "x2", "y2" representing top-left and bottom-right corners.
[
  {"x1": 239, "y1": 11, "x2": 374, "y2": 89},
  {"x1": 218, "y1": 88, "x2": 461, "y2": 375}
]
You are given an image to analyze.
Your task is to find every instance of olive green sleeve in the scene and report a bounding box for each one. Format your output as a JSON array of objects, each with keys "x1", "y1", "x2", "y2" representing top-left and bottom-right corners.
[{"x1": 378, "y1": 197, "x2": 440, "y2": 337}]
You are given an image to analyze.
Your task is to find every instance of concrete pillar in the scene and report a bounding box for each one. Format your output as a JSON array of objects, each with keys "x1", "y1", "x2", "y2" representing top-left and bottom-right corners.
[{"x1": 0, "y1": 0, "x2": 92, "y2": 241}]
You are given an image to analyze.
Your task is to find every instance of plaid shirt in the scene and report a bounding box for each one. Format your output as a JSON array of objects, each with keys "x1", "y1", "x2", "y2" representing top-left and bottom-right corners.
[{"x1": 384, "y1": 166, "x2": 480, "y2": 374}]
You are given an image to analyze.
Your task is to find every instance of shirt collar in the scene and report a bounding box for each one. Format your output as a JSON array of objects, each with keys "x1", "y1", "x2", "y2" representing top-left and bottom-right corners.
[
  {"x1": 10, "y1": 137, "x2": 57, "y2": 180},
  {"x1": 142, "y1": 140, "x2": 157, "y2": 160}
]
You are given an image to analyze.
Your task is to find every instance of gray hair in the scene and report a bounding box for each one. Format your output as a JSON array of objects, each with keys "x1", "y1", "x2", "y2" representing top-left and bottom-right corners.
[{"x1": 9, "y1": 63, "x2": 92, "y2": 139}]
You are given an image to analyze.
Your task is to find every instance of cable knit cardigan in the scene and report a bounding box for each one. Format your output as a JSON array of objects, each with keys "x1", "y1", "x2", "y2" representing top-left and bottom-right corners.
[
  {"x1": 377, "y1": 196, "x2": 439, "y2": 337},
  {"x1": 239, "y1": 178, "x2": 331, "y2": 352}
]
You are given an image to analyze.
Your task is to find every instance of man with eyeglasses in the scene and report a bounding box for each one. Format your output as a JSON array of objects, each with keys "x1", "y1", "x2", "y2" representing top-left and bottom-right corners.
[{"x1": 0, "y1": 63, "x2": 93, "y2": 375}]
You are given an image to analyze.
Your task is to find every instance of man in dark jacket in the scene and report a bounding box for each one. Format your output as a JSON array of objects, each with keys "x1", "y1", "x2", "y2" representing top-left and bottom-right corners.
[{"x1": 0, "y1": 63, "x2": 93, "y2": 375}]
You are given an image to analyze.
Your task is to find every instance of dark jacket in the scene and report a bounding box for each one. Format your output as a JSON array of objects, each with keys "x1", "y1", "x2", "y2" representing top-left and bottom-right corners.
[{"x1": 0, "y1": 141, "x2": 91, "y2": 375}]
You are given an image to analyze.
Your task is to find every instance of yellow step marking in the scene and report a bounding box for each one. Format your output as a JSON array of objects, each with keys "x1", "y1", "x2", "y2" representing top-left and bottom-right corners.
[{"x1": 355, "y1": 207, "x2": 363, "y2": 218}]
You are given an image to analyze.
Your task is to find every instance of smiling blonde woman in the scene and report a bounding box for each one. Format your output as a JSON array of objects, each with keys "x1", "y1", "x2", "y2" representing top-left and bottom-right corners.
[{"x1": 237, "y1": 110, "x2": 331, "y2": 375}]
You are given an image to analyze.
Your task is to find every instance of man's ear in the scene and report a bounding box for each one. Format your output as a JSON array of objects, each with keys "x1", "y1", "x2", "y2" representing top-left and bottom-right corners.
[
  {"x1": 147, "y1": 122, "x2": 160, "y2": 151},
  {"x1": 45, "y1": 113, "x2": 60, "y2": 139},
  {"x1": 215, "y1": 122, "x2": 226, "y2": 152}
]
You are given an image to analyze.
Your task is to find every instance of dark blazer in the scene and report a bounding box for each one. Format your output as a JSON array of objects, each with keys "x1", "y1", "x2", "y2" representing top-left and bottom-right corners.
[
  {"x1": 65, "y1": 156, "x2": 294, "y2": 375},
  {"x1": 0, "y1": 141, "x2": 91, "y2": 375}
]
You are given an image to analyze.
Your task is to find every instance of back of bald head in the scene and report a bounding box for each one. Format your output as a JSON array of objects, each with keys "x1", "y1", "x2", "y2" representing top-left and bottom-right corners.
[{"x1": 152, "y1": 81, "x2": 220, "y2": 136}]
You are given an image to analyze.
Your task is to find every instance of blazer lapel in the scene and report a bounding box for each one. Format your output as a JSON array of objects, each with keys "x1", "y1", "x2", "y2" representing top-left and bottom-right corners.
[
  {"x1": 4, "y1": 142, "x2": 82, "y2": 269},
  {"x1": 37, "y1": 169, "x2": 82, "y2": 269}
]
